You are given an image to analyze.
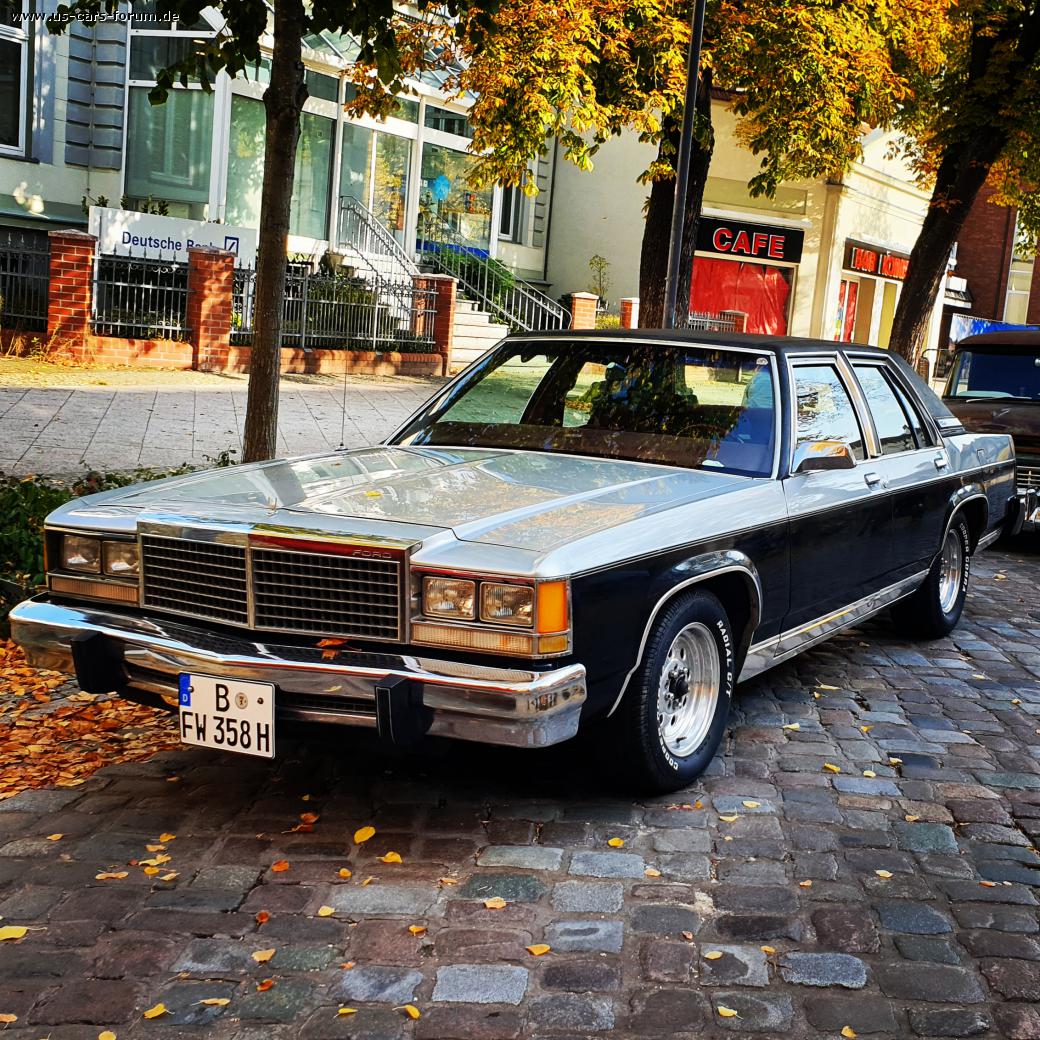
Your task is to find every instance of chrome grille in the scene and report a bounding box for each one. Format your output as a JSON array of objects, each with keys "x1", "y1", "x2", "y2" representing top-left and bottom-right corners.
[
  {"x1": 1018, "y1": 464, "x2": 1040, "y2": 492},
  {"x1": 252, "y1": 548, "x2": 401, "y2": 640},
  {"x1": 141, "y1": 535, "x2": 248, "y2": 624},
  {"x1": 139, "y1": 533, "x2": 404, "y2": 642}
]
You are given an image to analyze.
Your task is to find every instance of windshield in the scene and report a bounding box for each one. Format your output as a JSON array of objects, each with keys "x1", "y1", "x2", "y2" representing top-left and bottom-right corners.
[
  {"x1": 392, "y1": 340, "x2": 778, "y2": 477},
  {"x1": 946, "y1": 350, "x2": 1040, "y2": 401}
]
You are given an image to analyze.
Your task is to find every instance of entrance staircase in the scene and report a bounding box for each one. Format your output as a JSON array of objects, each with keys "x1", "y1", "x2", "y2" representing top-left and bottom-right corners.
[{"x1": 337, "y1": 195, "x2": 568, "y2": 371}]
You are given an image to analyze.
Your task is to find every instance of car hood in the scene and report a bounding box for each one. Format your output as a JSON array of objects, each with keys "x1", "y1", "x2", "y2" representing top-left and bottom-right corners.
[
  {"x1": 946, "y1": 398, "x2": 1040, "y2": 459},
  {"x1": 56, "y1": 445, "x2": 750, "y2": 553}
]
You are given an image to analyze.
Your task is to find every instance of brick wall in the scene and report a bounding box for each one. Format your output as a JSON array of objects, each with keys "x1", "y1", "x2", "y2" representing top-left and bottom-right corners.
[{"x1": 954, "y1": 185, "x2": 1018, "y2": 321}]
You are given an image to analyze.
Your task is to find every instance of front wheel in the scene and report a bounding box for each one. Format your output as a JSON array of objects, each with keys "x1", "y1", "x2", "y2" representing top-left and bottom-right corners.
[
  {"x1": 891, "y1": 517, "x2": 971, "y2": 639},
  {"x1": 606, "y1": 590, "x2": 734, "y2": 793}
]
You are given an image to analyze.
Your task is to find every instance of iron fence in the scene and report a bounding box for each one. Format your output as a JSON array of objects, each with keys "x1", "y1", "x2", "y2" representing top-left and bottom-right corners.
[
  {"x1": 93, "y1": 254, "x2": 191, "y2": 339},
  {"x1": 233, "y1": 266, "x2": 438, "y2": 352},
  {"x1": 682, "y1": 311, "x2": 740, "y2": 333},
  {"x1": 0, "y1": 230, "x2": 49, "y2": 333}
]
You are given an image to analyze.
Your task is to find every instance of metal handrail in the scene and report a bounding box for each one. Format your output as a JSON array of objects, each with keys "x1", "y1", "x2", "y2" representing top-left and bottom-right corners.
[
  {"x1": 416, "y1": 209, "x2": 569, "y2": 332},
  {"x1": 337, "y1": 195, "x2": 419, "y2": 284}
]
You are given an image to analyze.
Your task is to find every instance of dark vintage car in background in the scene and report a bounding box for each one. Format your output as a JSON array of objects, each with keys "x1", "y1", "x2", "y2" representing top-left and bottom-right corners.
[
  {"x1": 10, "y1": 332, "x2": 1027, "y2": 791},
  {"x1": 944, "y1": 330, "x2": 1040, "y2": 531}
]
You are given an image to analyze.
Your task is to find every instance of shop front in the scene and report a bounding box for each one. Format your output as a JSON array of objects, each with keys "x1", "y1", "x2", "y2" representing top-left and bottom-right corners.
[
  {"x1": 690, "y1": 216, "x2": 805, "y2": 334},
  {"x1": 835, "y1": 240, "x2": 910, "y2": 347}
]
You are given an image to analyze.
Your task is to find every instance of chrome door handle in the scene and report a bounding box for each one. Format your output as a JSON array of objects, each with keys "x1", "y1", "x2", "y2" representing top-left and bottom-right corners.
[
  {"x1": 934, "y1": 455, "x2": 949, "y2": 470},
  {"x1": 864, "y1": 471, "x2": 882, "y2": 487}
]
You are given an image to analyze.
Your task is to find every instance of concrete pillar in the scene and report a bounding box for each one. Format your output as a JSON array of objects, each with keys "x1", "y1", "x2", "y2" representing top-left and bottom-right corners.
[
  {"x1": 568, "y1": 291, "x2": 598, "y2": 330},
  {"x1": 47, "y1": 229, "x2": 96, "y2": 354},
  {"x1": 186, "y1": 246, "x2": 235, "y2": 371},
  {"x1": 619, "y1": 298, "x2": 639, "y2": 329}
]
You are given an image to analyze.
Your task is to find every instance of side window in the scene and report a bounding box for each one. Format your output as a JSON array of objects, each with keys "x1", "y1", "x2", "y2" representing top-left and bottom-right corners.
[
  {"x1": 793, "y1": 364, "x2": 866, "y2": 461},
  {"x1": 885, "y1": 371, "x2": 933, "y2": 447},
  {"x1": 853, "y1": 365, "x2": 919, "y2": 455}
]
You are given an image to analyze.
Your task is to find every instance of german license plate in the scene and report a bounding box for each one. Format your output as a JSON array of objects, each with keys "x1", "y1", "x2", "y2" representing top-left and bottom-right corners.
[{"x1": 178, "y1": 674, "x2": 275, "y2": 758}]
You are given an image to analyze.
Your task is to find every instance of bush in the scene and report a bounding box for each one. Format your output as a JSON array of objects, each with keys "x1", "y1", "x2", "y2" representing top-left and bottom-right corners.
[
  {"x1": 0, "y1": 451, "x2": 235, "y2": 633},
  {"x1": 596, "y1": 313, "x2": 621, "y2": 330}
]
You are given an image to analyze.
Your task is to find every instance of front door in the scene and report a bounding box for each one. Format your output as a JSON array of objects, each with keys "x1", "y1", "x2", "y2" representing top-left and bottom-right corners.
[{"x1": 782, "y1": 359, "x2": 894, "y2": 632}]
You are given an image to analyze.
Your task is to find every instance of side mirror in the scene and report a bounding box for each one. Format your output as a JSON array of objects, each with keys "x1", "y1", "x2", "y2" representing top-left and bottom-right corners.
[{"x1": 792, "y1": 440, "x2": 857, "y2": 473}]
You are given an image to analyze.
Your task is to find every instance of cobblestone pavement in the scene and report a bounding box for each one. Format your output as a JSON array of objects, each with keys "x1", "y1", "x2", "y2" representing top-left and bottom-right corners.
[
  {"x1": 1, "y1": 546, "x2": 1040, "y2": 1039},
  {"x1": 0, "y1": 375, "x2": 443, "y2": 476}
]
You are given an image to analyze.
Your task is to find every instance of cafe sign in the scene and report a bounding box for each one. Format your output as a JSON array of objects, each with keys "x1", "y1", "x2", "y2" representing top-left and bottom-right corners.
[
  {"x1": 843, "y1": 239, "x2": 911, "y2": 281},
  {"x1": 696, "y1": 217, "x2": 804, "y2": 264}
]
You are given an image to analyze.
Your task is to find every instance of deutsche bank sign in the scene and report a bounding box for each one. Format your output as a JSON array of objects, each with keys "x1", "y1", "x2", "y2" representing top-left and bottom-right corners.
[{"x1": 87, "y1": 207, "x2": 258, "y2": 267}]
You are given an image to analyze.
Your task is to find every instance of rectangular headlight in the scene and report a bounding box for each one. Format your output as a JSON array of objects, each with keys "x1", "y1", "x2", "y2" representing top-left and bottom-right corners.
[
  {"x1": 480, "y1": 583, "x2": 534, "y2": 627},
  {"x1": 62, "y1": 535, "x2": 101, "y2": 573},
  {"x1": 102, "y1": 540, "x2": 140, "y2": 577},
  {"x1": 423, "y1": 576, "x2": 477, "y2": 620}
]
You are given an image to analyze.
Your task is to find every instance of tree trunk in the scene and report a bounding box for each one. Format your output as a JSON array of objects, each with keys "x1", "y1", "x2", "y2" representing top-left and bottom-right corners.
[
  {"x1": 888, "y1": 131, "x2": 1006, "y2": 364},
  {"x1": 241, "y1": 0, "x2": 308, "y2": 463},
  {"x1": 638, "y1": 71, "x2": 715, "y2": 328}
]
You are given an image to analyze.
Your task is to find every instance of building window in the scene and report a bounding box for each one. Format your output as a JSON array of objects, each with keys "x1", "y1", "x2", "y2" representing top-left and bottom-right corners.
[
  {"x1": 419, "y1": 142, "x2": 493, "y2": 250},
  {"x1": 0, "y1": 2, "x2": 29, "y2": 155},
  {"x1": 499, "y1": 185, "x2": 524, "y2": 242},
  {"x1": 1004, "y1": 257, "x2": 1034, "y2": 325},
  {"x1": 423, "y1": 104, "x2": 472, "y2": 139},
  {"x1": 340, "y1": 122, "x2": 412, "y2": 244}
]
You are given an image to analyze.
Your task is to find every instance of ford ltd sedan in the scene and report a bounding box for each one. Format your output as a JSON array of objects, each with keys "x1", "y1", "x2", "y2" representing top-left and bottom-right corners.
[{"x1": 10, "y1": 332, "x2": 1028, "y2": 791}]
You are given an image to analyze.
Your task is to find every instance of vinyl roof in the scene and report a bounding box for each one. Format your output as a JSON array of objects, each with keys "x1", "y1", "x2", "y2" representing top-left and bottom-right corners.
[{"x1": 958, "y1": 330, "x2": 1040, "y2": 351}]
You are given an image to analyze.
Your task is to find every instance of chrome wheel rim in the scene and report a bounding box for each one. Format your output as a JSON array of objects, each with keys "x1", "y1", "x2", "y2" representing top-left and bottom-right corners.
[
  {"x1": 657, "y1": 622, "x2": 720, "y2": 758},
  {"x1": 938, "y1": 527, "x2": 964, "y2": 614}
]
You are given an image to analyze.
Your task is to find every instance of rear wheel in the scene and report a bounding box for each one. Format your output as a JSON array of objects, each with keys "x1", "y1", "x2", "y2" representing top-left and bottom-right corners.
[
  {"x1": 891, "y1": 517, "x2": 970, "y2": 639},
  {"x1": 606, "y1": 591, "x2": 734, "y2": 793}
]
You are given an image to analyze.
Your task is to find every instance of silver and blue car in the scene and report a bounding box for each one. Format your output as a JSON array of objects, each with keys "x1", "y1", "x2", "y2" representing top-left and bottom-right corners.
[{"x1": 11, "y1": 332, "x2": 1028, "y2": 791}]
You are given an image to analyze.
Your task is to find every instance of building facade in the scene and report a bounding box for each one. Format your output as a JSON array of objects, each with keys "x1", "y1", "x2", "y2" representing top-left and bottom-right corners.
[{"x1": 544, "y1": 103, "x2": 947, "y2": 363}]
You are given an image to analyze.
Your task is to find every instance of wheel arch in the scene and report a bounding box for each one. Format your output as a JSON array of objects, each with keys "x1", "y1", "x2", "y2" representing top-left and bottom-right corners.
[
  {"x1": 944, "y1": 487, "x2": 988, "y2": 553},
  {"x1": 606, "y1": 551, "x2": 762, "y2": 717}
]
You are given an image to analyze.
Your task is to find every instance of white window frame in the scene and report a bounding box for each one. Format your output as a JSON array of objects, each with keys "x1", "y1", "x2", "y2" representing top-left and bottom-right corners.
[{"x1": 0, "y1": 0, "x2": 31, "y2": 157}]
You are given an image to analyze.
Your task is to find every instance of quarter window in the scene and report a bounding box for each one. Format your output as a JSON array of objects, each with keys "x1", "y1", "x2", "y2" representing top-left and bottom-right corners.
[
  {"x1": 853, "y1": 365, "x2": 918, "y2": 455},
  {"x1": 793, "y1": 364, "x2": 865, "y2": 460}
]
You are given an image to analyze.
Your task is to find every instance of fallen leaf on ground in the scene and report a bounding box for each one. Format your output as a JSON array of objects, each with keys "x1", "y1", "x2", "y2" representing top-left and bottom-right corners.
[
  {"x1": 251, "y1": 949, "x2": 276, "y2": 963},
  {"x1": 338, "y1": 868, "x2": 353, "y2": 879},
  {"x1": 782, "y1": 723, "x2": 800, "y2": 731},
  {"x1": 718, "y1": 814, "x2": 739, "y2": 823},
  {"x1": 716, "y1": 1006, "x2": 739, "y2": 1018},
  {"x1": 142, "y1": 1004, "x2": 168, "y2": 1020},
  {"x1": 0, "y1": 926, "x2": 27, "y2": 941},
  {"x1": 256, "y1": 979, "x2": 275, "y2": 992},
  {"x1": 98, "y1": 1031, "x2": 117, "y2": 1040},
  {"x1": 354, "y1": 826, "x2": 376, "y2": 844},
  {"x1": 862, "y1": 770, "x2": 877, "y2": 778},
  {"x1": 704, "y1": 951, "x2": 723, "y2": 960},
  {"x1": 0, "y1": 1013, "x2": 16, "y2": 1023},
  {"x1": 300, "y1": 812, "x2": 320, "y2": 825},
  {"x1": 143, "y1": 866, "x2": 159, "y2": 877},
  {"x1": 483, "y1": 896, "x2": 508, "y2": 909},
  {"x1": 438, "y1": 877, "x2": 458, "y2": 886},
  {"x1": 255, "y1": 911, "x2": 270, "y2": 925},
  {"x1": 337, "y1": 1007, "x2": 357, "y2": 1016},
  {"x1": 198, "y1": 998, "x2": 231, "y2": 1007},
  {"x1": 875, "y1": 870, "x2": 893, "y2": 879},
  {"x1": 409, "y1": 925, "x2": 427, "y2": 936},
  {"x1": 742, "y1": 801, "x2": 760, "y2": 809},
  {"x1": 888, "y1": 758, "x2": 903, "y2": 766},
  {"x1": 317, "y1": 906, "x2": 335, "y2": 918},
  {"x1": 159, "y1": 872, "x2": 178, "y2": 882},
  {"x1": 526, "y1": 944, "x2": 551, "y2": 956},
  {"x1": 361, "y1": 876, "x2": 375, "y2": 886},
  {"x1": 158, "y1": 833, "x2": 176, "y2": 842},
  {"x1": 980, "y1": 880, "x2": 997, "y2": 888},
  {"x1": 46, "y1": 833, "x2": 62, "y2": 841},
  {"x1": 95, "y1": 872, "x2": 128, "y2": 881},
  {"x1": 271, "y1": 860, "x2": 290, "y2": 873},
  {"x1": 644, "y1": 867, "x2": 662, "y2": 878},
  {"x1": 760, "y1": 945, "x2": 776, "y2": 955},
  {"x1": 823, "y1": 763, "x2": 841, "y2": 774},
  {"x1": 859, "y1": 725, "x2": 872, "y2": 733},
  {"x1": 817, "y1": 683, "x2": 840, "y2": 691},
  {"x1": 145, "y1": 844, "x2": 165, "y2": 853},
  {"x1": 904, "y1": 815, "x2": 921, "y2": 823},
  {"x1": 799, "y1": 879, "x2": 813, "y2": 888},
  {"x1": 340, "y1": 961, "x2": 356, "y2": 970},
  {"x1": 842, "y1": 1028, "x2": 857, "y2": 1038},
  {"x1": 607, "y1": 837, "x2": 624, "y2": 848},
  {"x1": 379, "y1": 852, "x2": 403, "y2": 864},
  {"x1": 681, "y1": 931, "x2": 694, "y2": 941},
  {"x1": 398, "y1": 1005, "x2": 421, "y2": 1020}
]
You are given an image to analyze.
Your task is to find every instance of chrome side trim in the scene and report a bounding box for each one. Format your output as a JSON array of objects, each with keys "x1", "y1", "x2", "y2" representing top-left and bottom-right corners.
[
  {"x1": 942, "y1": 490, "x2": 989, "y2": 554},
  {"x1": 976, "y1": 528, "x2": 1001, "y2": 551},
  {"x1": 606, "y1": 552, "x2": 763, "y2": 717},
  {"x1": 738, "y1": 569, "x2": 929, "y2": 681}
]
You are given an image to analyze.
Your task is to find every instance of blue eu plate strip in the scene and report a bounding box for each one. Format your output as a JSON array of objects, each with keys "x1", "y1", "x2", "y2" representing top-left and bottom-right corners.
[{"x1": 178, "y1": 674, "x2": 191, "y2": 707}]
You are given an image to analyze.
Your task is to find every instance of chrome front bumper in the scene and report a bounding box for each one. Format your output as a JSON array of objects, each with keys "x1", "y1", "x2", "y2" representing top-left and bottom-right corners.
[{"x1": 10, "y1": 596, "x2": 587, "y2": 749}]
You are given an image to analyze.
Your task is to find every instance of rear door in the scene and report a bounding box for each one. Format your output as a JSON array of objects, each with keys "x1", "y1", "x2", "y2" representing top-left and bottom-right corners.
[
  {"x1": 782, "y1": 356, "x2": 894, "y2": 631},
  {"x1": 847, "y1": 357, "x2": 952, "y2": 579}
]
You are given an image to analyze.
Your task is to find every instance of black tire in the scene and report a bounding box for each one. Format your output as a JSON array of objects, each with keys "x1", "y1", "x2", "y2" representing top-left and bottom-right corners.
[
  {"x1": 606, "y1": 590, "x2": 734, "y2": 793},
  {"x1": 891, "y1": 516, "x2": 971, "y2": 639}
]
